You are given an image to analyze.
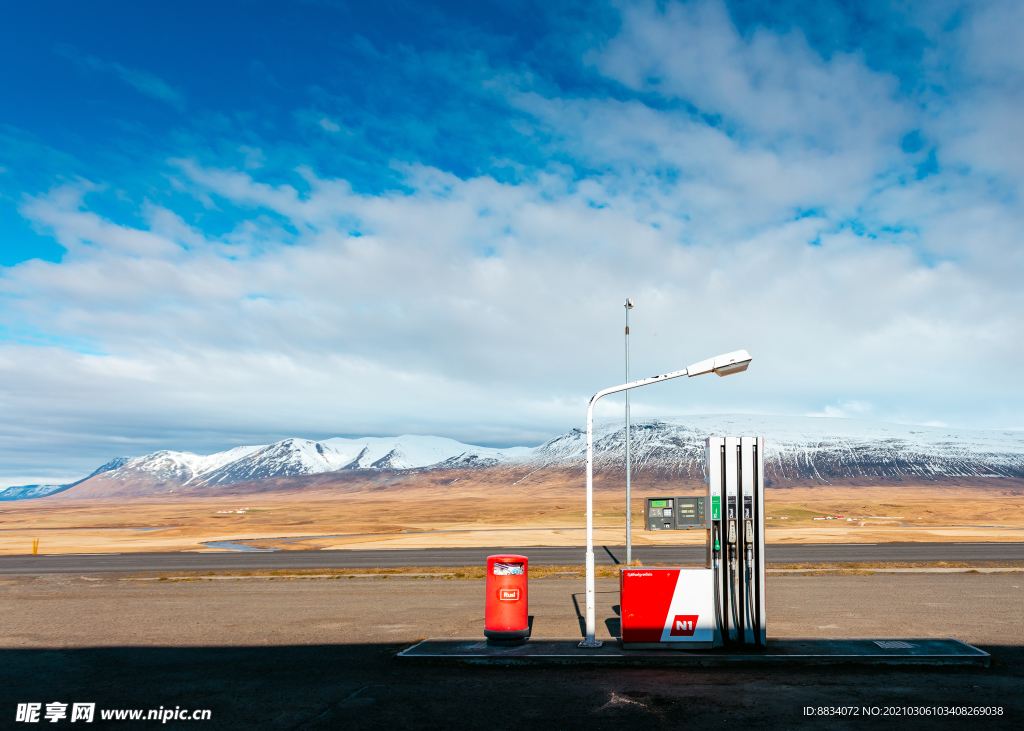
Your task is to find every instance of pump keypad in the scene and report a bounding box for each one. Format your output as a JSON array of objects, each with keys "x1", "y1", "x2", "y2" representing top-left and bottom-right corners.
[{"x1": 645, "y1": 496, "x2": 707, "y2": 530}]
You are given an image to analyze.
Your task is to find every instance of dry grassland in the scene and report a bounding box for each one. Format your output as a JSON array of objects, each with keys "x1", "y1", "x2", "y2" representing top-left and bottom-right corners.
[
  {"x1": 1, "y1": 468, "x2": 1023, "y2": 554},
  {"x1": 110, "y1": 562, "x2": 1021, "y2": 584}
]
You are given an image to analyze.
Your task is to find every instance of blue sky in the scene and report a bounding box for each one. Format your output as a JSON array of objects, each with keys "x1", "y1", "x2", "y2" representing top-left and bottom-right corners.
[{"x1": 2, "y1": 0, "x2": 1023, "y2": 484}]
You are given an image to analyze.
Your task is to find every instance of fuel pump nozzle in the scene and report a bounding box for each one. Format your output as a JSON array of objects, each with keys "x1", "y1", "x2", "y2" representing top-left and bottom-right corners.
[
  {"x1": 728, "y1": 520, "x2": 738, "y2": 573},
  {"x1": 744, "y1": 519, "x2": 756, "y2": 643},
  {"x1": 744, "y1": 520, "x2": 754, "y2": 579},
  {"x1": 726, "y1": 520, "x2": 740, "y2": 641},
  {"x1": 711, "y1": 525, "x2": 725, "y2": 646}
]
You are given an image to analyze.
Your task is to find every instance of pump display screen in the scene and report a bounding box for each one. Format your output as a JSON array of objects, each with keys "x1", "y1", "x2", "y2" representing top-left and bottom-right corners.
[
  {"x1": 646, "y1": 497, "x2": 675, "y2": 530},
  {"x1": 674, "y1": 496, "x2": 707, "y2": 529},
  {"x1": 646, "y1": 496, "x2": 705, "y2": 530},
  {"x1": 676, "y1": 500, "x2": 701, "y2": 526}
]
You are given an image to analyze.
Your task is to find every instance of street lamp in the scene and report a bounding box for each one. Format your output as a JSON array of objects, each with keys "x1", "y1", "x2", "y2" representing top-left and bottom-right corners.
[{"x1": 578, "y1": 349, "x2": 752, "y2": 648}]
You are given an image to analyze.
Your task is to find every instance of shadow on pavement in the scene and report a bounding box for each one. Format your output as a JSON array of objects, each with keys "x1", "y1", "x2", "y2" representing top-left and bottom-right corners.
[
  {"x1": 602, "y1": 546, "x2": 621, "y2": 565},
  {"x1": 1, "y1": 644, "x2": 1021, "y2": 730},
  {"x1": 571, "y1": 590, "x2": 619, "y2": 640}
]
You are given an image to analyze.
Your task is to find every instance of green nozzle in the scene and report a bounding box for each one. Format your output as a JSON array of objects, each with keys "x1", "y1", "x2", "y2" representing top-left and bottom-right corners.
[{"x1": 714, "y1": 539, "x2": 720, "y2": 551}]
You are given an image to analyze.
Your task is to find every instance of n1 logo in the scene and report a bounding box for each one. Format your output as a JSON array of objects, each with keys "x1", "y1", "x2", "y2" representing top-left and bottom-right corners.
[
  {"x1": 669, "y1": 614, "x2": 699, "y2": 636},
  {"x1": 499, "y1": 589, "x2": 520, "y2": 601}
]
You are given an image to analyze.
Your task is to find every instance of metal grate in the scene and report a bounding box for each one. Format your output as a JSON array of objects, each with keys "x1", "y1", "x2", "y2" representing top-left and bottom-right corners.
[{"x1": 874, "y1": 640, "x2": 915, "y2": 649}]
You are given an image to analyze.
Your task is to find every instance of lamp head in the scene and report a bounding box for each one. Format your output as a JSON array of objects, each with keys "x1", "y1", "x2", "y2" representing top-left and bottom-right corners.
[
  {"x1": 625, "y1": 298, "x2": 633, "y2": 310},
  {"x1": 687, "y1": 349, "x2": 752, "y2": 377},
  {"x1": 712, "y1": 350, "x2": 752, "y2": 376}
]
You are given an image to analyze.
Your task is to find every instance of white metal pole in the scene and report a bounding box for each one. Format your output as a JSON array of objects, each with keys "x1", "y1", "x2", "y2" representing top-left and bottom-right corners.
[
  {"x1": 624, "y1": 299, "x2": 632, "y2": 566},
  {"x1": 582, "y1": 397, "x2": 599, "y2": 647},
  {"x1": 580, "y1": 366, "x2": 690, "y2": 648}
]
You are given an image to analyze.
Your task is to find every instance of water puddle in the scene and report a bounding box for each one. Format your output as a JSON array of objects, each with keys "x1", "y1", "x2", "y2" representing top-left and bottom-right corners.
[{"x1": 202, "y1": 541, "x2": 279, "y2": 552}]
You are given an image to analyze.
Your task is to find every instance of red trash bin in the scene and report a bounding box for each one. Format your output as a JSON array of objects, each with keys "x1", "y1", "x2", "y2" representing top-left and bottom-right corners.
[{"x1": 484, "y1": 554, "x2": 529, "y2": 645}]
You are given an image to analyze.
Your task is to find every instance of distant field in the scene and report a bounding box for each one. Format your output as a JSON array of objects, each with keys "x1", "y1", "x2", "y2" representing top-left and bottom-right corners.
[{"x1": 1, "y1": 468, "x2": 1023, "y2": 554}]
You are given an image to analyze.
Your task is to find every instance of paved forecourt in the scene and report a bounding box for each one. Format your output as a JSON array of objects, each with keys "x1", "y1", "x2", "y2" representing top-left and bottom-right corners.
[{"x1": 399, "y1": 636, "x2": 990, "y2": 666}]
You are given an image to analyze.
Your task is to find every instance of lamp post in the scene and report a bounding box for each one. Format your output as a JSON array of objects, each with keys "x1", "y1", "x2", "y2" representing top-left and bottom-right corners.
[
  {"x1": 578, "y1": 349, "x2": 752, "y2": 648},
  {"x1": 624, "y1": 298, "x2": 633, "y2": 566}
]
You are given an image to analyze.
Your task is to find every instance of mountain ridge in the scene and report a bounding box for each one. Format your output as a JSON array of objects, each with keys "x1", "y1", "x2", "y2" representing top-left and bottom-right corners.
[{"x1": 5, "y1": 415, "x2": 1024, "y2": 500}]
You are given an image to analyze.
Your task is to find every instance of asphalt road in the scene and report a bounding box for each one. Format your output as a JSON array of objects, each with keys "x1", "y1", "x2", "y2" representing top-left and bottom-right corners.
[{"x1": 2, "y1": 542, "x2": 1023, "y2": 574}]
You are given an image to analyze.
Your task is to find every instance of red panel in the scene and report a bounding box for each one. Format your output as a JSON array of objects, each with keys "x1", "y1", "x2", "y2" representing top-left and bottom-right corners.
[{"x1": 620, "y1": 568, "x2": 679, "y2": 642}]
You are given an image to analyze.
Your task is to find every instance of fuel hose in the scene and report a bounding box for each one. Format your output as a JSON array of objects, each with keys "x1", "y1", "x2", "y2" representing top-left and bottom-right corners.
[
  {"x1": 712, "y1": 529, "x2": 726, "y2": 646},
  {"x1": 729, "y1": 544, "x2": 741, "y2": 642}
]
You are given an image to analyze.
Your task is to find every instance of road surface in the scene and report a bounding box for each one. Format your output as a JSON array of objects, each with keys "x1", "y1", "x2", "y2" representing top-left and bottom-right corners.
[{"x1": 2, "y1": 542, "x2": 1023, "y2": 574}]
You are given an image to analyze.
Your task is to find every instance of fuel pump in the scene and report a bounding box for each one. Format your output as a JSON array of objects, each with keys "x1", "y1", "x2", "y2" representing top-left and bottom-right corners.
[
  {"x1": 706, "y1": 436, "x2": 766, "y2": 646},
  {"x1": 620, "y1": 435, "x2": 766, "y2": 650}
]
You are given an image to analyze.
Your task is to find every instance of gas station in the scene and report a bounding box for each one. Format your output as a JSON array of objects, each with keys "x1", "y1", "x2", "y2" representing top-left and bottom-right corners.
[{"x1": 399, "y1": 350, "x2": 989, "y2": 667}]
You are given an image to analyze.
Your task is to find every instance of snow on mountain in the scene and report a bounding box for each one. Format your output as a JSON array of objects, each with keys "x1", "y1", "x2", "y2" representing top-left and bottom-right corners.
[
  {"x1": 0, "y1": 484, "x2": 71, "y2": 501},
  {"x1": 88, "y1": 457, "x2": 133, "y2": 476},
  {"x1": 188, "y1": 445, "x2": 265, "y2": 478},
  {"x1": 526, "y1": 415, "x2": 1024, "y2": 482},
  {"x1": 0, "y1": 456, "x2": 133, "y2": 501},
  {"x1": 122, "y1": 450, "x2": 203, "y2": 482},
  {"x1": 318, "y1": 435, "x2": 531, "y2": 471},
  {"x1": 92, "y1": 434, "x2": 530, "y2": 490}
]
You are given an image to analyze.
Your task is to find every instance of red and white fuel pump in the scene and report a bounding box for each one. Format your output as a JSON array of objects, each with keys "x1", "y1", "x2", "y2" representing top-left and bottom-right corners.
[{"x1": 619, "y1": 435, "x2": 767, "y2": 649}]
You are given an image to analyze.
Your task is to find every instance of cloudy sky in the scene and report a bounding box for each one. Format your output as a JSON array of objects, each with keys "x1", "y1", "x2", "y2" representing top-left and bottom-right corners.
[{"x1": 1, "y1": 0, "x2": 1023, "y2": 485}]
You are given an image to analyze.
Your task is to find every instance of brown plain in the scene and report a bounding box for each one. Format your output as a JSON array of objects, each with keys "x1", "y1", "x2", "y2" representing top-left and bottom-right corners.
[{"x1": 2, "y1": 467, "x2": 1023, "y2": 554}]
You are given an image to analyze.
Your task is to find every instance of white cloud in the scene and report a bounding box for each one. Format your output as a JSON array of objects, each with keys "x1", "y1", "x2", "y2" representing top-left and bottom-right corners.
[
  {"x1": 319, "y1": 117, "x2": 342, "y2": 132},
  {"x1": 593, "y1": 0, "x2": 909, "y2": 151},
  {"x1": 54, "y1": 44, "x2": 185, "y2": 110},
  {"x1": 238, "y1": 146, "x2": 266, "y2": 170},
  {"x1": 3, "y1": 0, "x2": 1024, "y2": 481}
]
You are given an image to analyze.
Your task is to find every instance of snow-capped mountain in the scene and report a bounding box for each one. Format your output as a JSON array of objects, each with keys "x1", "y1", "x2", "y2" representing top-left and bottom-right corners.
[
  {"x1": 8, "y1": 416, "x2": 1024, "y2": 500},
  {"x1": 186, "y1": 435, "x2": 530, "y2": 486},
  {"x1": 0, "y1": 484, "x2": 72, "y2": 501},
  {"x1": 524, "y1": 415, "x2": 1024, "y2": 482},
  {"x1": 0, "y1": 457, "x2": 131, "y2": 501},
  {"x1": 81, "y1": 434, "x2": 531, "y2": 492}
]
